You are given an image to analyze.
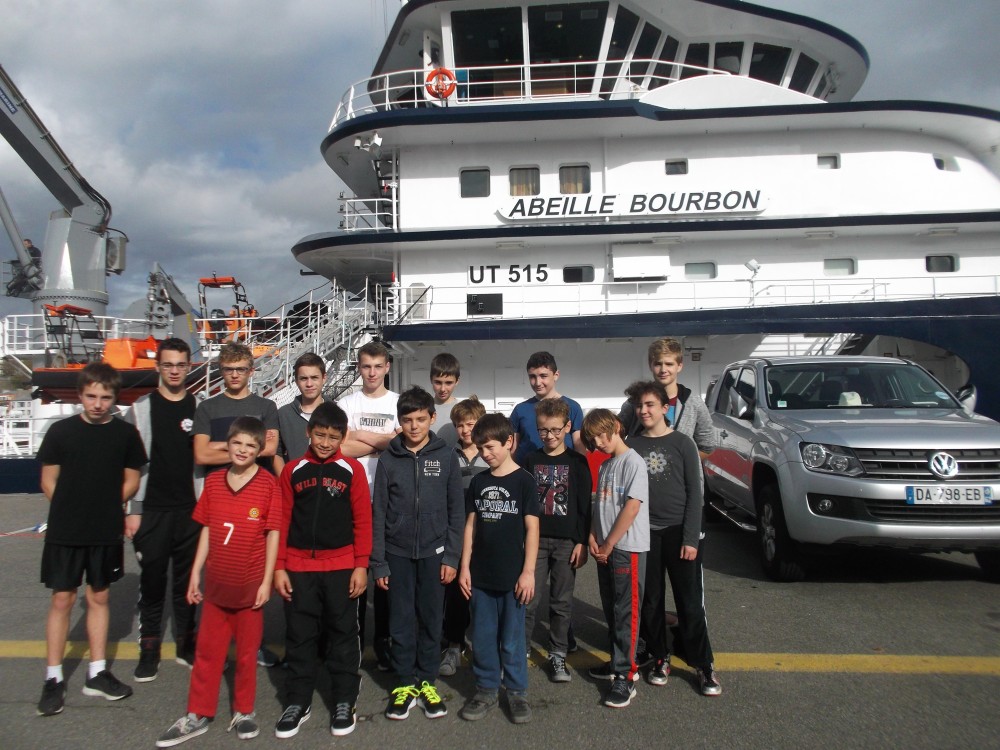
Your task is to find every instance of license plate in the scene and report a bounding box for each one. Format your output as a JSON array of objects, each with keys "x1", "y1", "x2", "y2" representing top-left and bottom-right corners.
[{"x1": 905, "y1": 485, "x2": 993, "y2": 505}]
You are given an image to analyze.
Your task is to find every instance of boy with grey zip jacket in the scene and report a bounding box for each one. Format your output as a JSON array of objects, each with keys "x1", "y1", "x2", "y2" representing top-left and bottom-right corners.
[{"x1": 370, "y1": 386, "x2": 465, "y2": 720}]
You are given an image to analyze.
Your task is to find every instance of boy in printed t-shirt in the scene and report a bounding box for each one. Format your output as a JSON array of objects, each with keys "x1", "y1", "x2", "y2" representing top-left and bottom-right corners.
[
  {"x1": 524, "y1": 398, "x2": 591, "y2": 682},
  {"x1": 371, "y1": 386, "x2": 465, "y2": 721},
  {"x1": 337, "y1": 340, "x2": 400, "y2": 671},
  {"x1": 509, "y1": 351, "x2": 585, "y2": 465},
  {"x1": 624, "y1": 380, "x2": 721, "y2": 696},
  {"x1": 582, "y1": 409, "x2": 649, "y2": 710},
  {"x1": 156, "y1": 417, "x2": 281, "y2": 747},
  {"x1": 273, "y1": 402, "x2": 372, "y2": 739},
  {"x1": 36, "y1": 363, "x2": 147, "y2": 717},
  {"x1": 459, "y1": 413, "x2": 539, "y2": 724}
]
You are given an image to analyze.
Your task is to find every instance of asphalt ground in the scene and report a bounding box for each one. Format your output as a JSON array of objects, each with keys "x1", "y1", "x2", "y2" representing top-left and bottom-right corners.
[{"x1": 1, "y1": 493, "x2": 998, "y2": 750}]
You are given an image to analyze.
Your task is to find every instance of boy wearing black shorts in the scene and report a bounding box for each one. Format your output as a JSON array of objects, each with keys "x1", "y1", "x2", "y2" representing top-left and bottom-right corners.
[{"x1": 37, "y1": 362, "x2": 148, "y2": 716}]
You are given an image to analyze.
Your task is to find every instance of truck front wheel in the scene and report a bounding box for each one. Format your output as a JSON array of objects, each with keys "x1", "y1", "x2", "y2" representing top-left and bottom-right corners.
[{"x1": 757, "y1": 484, "x2": 806, "y2": 582}]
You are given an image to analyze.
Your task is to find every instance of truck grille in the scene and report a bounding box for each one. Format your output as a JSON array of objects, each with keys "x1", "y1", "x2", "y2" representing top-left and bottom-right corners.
[
  {"x1": 853, "y1": 448, "x2": 1000, "y2": 481},
  {"x1": 863, "y1": 498, "x2": 1000, "y2": 524}
]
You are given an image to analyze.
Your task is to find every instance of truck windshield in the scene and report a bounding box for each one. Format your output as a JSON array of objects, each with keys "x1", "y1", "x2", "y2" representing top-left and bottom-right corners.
[{"x1": 764, "y1": 362, "x2": 960, "y2": 410}]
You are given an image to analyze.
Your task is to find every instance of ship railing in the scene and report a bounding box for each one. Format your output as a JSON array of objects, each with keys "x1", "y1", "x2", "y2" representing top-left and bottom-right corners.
[
  {"x1": 331, "y1": 58, "x2": 731, "y2": 129},
  {"x1": 0, "y1": 399, "x2": 36, "y2": 456},
  {"x1": 0, "y1": 313, "x2": 152, "y2": 361},
  {"x1": 339, "y1": 197, "x2": 394, "y2": 233},
  {"x1": 378, "y1": 274, "x2": 1000, "y2": 325}
]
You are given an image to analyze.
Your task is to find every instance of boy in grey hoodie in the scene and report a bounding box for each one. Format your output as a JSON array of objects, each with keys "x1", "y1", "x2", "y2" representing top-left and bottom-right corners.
[{"x1": 371, "y1": 386, "x2": 464, "y2": 722}]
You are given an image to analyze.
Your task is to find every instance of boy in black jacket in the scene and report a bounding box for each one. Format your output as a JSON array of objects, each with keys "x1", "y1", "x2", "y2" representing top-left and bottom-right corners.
[
  {"x1": 274, "y1": 403, "x2": 372, "y2": 738},
  {"x1": 371, "y1": 387, "x2": 464, "y2": 721}
]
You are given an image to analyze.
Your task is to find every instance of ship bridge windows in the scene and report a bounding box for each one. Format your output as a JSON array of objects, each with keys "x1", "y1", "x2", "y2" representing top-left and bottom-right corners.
[
  {"x1": 680, "y1": 42, "x2": 710, "y2": 79},
  {"x1": 452, "y1": 7, "x2": 524, "y2": 99},
  {"x1": 789, "y1": 53, "x2": 820, "y2": 93},
  {"x1": 509, "y1": 167, "x2": 540, "y2": 196},
  {"x1": 460, "y1": 168, "x2": 491, "y2": 198},
  {"x1": 628, "y1": 22, "x2": 662, "y2": 81},
  {"x1": 599, "y1": 6, "x2": 640, "y2": 96},
  {"x1": 650, "y1": 36, "x2": 680, "y2": 89},
  {"x1": 925, "y1": 255, "x2": 958, "y2": 273},
  {"x1": 559, "y1": 165, "x2": 591, "y2": 194},
  {"x1": 749, "y1": 43, "x2": 792, "y2": 85},
  {"x1": 713, "y1": 42, "x2": 744, "y2": 75},
  {"x1": 528, "y1": 3, "x2": 607, "y2": 95}
]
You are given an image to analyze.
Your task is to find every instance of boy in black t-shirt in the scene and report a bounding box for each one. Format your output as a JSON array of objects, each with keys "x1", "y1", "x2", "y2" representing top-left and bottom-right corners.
[
  {"x1": 459, "y1": 414, "x2": 539, "y2": 724},
  {"x1": 36, "y1": 363, "x2": 148, "y2": 717},
  {"x1": 524, "y1": 398, "x2": 591, "y2": 682},
  {"x1": 125, "y1": 337, "x2": 199, "y2": 679}
]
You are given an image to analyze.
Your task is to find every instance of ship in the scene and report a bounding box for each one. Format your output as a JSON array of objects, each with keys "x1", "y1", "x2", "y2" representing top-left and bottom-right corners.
[{"x1": 292, "y1": 0, "x2": 1000, "y2": 419}]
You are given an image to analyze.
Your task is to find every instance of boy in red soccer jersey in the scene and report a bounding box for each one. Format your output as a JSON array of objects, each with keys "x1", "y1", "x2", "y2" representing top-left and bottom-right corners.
[{"x1": 156, "y1": 418, "x2": 281, "y2": 747}]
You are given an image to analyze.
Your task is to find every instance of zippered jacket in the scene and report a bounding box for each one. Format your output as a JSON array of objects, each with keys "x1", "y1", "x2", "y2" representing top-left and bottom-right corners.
[
  {"x1": 277, "y1": 448, "x2": 372, "y2": 573},
  {"x1": 370, "y1": 430, "x2": 464, "y2": 579},
  {"x1": 619, "y1": 383, "x2": 717, "y2": 453}
]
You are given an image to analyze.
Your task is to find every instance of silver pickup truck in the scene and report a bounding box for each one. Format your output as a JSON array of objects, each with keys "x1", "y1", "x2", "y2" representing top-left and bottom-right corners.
[{"x1": 702, "y1": 356, "x2": 1000, "y2": 581}]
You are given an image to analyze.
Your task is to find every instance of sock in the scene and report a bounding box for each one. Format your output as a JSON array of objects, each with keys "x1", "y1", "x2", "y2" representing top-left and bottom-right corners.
[
  {"x1": 88, "y1": 659, "x2": 106, "y2": 679},
  {"x1": 46, "y1": 665, "x2": 64, "y2": 682}
]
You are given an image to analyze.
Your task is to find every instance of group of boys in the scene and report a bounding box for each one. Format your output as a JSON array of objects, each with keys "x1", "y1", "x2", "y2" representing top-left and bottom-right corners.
[{"x1": 34, "y1": 334, "x2": 723, "y2": 743}]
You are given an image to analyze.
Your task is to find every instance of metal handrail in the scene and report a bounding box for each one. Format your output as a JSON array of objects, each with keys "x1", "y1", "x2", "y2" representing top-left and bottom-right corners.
[{"x1": 331, "y1": 58, "x2": 731, "y2": 129}]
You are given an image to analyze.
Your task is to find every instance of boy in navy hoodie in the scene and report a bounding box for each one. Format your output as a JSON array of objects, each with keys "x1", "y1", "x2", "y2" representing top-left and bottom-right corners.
[
  {"x1": 273, "y1": 402, "x2": 372, "y2": 738},
  {"x1": 371, "y1": 386, "x2": 464, "y2": 721}
]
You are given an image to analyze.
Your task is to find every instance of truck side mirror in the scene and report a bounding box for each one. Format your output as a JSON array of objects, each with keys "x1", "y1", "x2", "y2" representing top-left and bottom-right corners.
[{"x1": 956, "y1": 384, "x2": 977, "y2": 414}]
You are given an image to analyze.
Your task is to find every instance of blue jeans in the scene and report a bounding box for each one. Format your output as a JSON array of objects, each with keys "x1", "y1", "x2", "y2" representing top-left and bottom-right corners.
[{"x1": 470, "y1": 587, "x2": 527, "y2": 694}]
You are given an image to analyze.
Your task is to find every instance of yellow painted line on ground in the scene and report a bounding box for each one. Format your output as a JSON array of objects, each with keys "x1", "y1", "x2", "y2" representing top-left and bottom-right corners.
[{"x1": 1, "y1": 641, "x2": 998, "y2": 675}]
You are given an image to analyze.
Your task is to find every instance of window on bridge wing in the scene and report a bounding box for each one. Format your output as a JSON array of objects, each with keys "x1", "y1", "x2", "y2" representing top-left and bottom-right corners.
[{"x1": 749, "y1": 43, "x2": 792, "y2": 85}]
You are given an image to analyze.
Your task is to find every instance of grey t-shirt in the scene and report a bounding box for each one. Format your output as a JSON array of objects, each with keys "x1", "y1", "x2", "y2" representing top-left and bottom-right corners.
[
  {"x1": 593, "y1": 449, "x2": 649, "y2": 553},
  {"x1": 192, "y1": 392, "x2": 279, "y2": 473}
]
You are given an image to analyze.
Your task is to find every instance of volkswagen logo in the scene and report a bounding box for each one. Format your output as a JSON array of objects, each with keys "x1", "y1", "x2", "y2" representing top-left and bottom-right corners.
[{"x1": 928, "y1": 452, "x2": 959, "y2": 479}]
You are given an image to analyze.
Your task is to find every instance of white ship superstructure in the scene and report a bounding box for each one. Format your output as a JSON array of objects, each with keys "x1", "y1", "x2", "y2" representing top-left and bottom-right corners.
[{"x1": 295, "y1": 0, "x2": 1000, "y2": 418}]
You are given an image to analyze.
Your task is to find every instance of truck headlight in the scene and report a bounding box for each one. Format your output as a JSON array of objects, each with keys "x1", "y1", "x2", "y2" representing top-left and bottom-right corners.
[{"x1": 800, "y1": 443, "x2": 864, "y2": 476}]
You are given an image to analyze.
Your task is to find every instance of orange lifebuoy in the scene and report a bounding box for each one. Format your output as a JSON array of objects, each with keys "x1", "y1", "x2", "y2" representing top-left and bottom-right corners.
[{"x1": 425, "y1": 67, "x2": 457, "y2": 99}]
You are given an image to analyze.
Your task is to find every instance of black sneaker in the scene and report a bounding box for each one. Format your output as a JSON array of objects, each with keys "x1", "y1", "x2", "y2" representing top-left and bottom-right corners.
[
  {"x1": 330, "y1": 702, "x2": 356, "y2": 736},
  {"x1": 416, "y1": 681, "x2": 447, "y2": 718},
  {"x1": 274, "y1": 704, "x2": 311, "y2": 738},
  {"x1": 588, "y1": 662, "x2": 638, "y2": 681},
  {"x1": 37, "y1": 678, "x2": 66, "y2": 716},
  {"x1": 459, "y1": 690, "x2": 498, "y2": 721},
  {"x1": 82, "y1": 669, "x2": 133, "y2": 701},
  {"x1": 384, "y1": 684, "x2": 418, "y2": 720},
  {"x1": 549, "y1": 654, "x2": 571, "y2": 683},
  {"x1": 648, "y1": 657, "x2": 670, "y2": 686},
  {"x1": 256, "y1": 645, "x2": 280, "y2": 668},
  {"x1": 134, "y1": 640, "x2": 161, "y2": 683},
  {"x1": 697, "y1": 666, "x2": 722, "y2": 696},
  {"x1": 604, "y1": 676, "x2": 636, "y2": 708},
  {"x1": 175, "y1": 638, "x2": 196, "y2": 668},
  {"x1": 634, "y1": 641, "x2": 653, "y2": 668},
  {"x1": 374, "y1": 637, "x2": 392, "y2": 672}
]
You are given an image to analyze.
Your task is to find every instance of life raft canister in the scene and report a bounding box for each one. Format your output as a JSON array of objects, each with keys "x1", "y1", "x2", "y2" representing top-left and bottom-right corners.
[{"x1": 425, "y1": 67, "x2": 457, "y2": 99}]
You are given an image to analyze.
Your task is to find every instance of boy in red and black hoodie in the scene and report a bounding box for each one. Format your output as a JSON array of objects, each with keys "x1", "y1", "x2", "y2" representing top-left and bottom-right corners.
[{"x1": 274, "y1": 402, "x2": 372, "y2": 739}]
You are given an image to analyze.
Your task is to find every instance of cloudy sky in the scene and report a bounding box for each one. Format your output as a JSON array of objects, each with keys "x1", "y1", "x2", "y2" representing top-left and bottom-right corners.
[{"x1": 2, "y1": 0, "x2": 999, "y2": 319}]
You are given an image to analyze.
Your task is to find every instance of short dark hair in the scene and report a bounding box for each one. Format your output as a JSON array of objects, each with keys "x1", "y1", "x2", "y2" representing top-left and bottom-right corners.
[
  {"x1": 308, "y1": 401, "x2": 347, "y2": 434},
  {"x1": 451, "y1": 396, "x2": 485, "y2": 425},
  {"x1": 294, "y1": 351, "x2": 326, "y2": 377},
  {"x1": 156, "y1": 337, "x2": 191, "y2": 362},
  {"x1": 430, "y1": 352, "x2": 460, "y2": 379},
  {"x1": 78, "y1": 362, "x2": 121, "y2": 398},
  {"x1": 227, "y1": 416, "x2": 265, "y2": 447},
  {"x1": 358, "y1": 341, "x2": 391, "y2": 363},
  {"x1": 535, "y1": 398, "x2": 570, "y2": 422},
  {"x1": 526, "y1": 351, "x2": 558, "y2": 372},
  {"x1": 581, "y1": 409, "x2": 622, "y2": 451},
  {"x1": 472, "y1": 412, "x2": 513, "y2": 446},
  {"x1": 397, "y1": 385, "x2": 435, "y2": 418},
  {"x1": 625, "y1": 380, "x2": 669, "y2": 408}
]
